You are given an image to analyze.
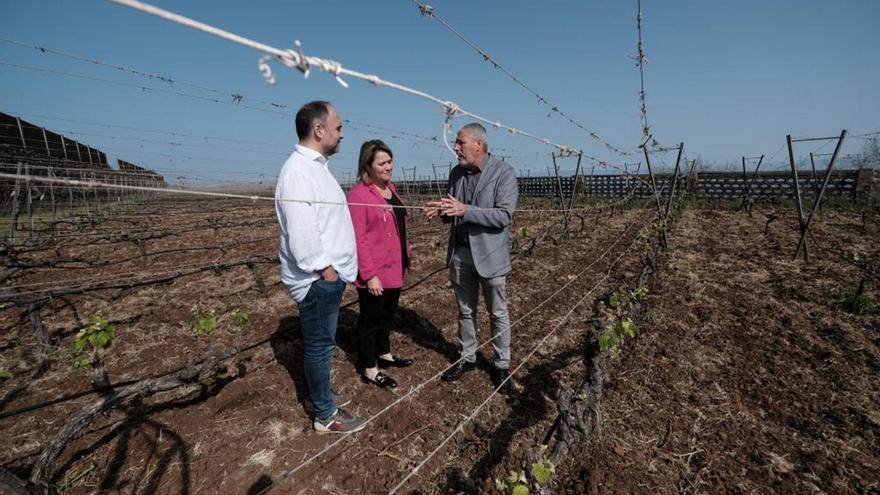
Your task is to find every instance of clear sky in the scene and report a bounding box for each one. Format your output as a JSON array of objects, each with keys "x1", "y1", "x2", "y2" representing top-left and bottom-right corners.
[{"x1": 1, "y1": 0, "x2": 878, "y2": 184}]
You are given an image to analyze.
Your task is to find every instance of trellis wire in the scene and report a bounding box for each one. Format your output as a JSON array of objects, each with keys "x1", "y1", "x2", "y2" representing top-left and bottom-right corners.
[
  {"x1": 389, "y1": 232, "x2": 641, "y2": 493},
  {"x1": 258, "y1": 217, "x2": 649, "y2": 493}
]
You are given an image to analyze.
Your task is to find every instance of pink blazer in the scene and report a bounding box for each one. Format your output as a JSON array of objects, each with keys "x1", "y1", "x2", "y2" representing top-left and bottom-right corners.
[{"x1": 347, "y1": 181, "x2": 412, "y2": 289}]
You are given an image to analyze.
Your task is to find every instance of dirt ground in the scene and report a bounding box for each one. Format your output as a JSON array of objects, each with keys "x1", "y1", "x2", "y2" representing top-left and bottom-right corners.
[
  {"x1": 1, "y1": 198, "x2": 878, "y2": 494},
  {"x1": 555, "y1": 206, "x2": 880, "y2": 494}
]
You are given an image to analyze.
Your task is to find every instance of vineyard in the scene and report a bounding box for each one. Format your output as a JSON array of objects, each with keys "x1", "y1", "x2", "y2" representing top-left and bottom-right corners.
[
  {"x1": 0, "y1": 178, "x2": 878, "y2": 493},
  {"x1": 2, "y1": 0, "x2": 880, "y2": 493}
]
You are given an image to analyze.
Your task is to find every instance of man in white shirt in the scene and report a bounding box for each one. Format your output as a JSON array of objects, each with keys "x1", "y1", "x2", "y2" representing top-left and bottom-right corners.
[{"x1": 275, "y1": 101, "x2": 365, "y2": 433}]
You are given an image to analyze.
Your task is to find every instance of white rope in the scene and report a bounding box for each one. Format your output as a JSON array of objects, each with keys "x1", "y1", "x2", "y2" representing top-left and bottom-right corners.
[
  {"x1": 106, "y1": 0, "x2": 588, "y2": 158},
  {"x1": 0, "y1": 172, "x2": 639, "y2": 215},
  {"x1": 389, "y1": 237, "x2": 639, "y2": 493},
  {"x1": 258, "y1": 218, "x2": 648, "y2": 493}
]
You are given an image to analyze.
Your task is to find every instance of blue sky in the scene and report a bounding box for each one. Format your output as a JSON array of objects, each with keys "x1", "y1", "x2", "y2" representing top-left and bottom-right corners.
[{"x1": 1, "y1": 0, "x2": 878, "y2": 184}]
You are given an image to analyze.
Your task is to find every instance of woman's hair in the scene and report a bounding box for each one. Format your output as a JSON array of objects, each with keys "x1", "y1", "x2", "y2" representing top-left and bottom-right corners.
[{"x1": 357, "y1": 139, "x2": 393, "y2": 185}]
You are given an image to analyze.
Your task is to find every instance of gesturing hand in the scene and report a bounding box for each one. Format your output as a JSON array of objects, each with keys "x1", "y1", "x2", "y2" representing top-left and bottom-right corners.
[
  {"x1": 424, "y1": 200, "x2": 443, "y2": 219},
  {"x1": 439, "y1": 194, "x2": 466, "y2": 217}
]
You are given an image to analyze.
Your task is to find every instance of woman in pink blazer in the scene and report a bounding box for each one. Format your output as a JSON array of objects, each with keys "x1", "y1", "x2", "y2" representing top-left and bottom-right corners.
[{"x1": 347, "y1": 140, "x2": 414, "y2": 390}]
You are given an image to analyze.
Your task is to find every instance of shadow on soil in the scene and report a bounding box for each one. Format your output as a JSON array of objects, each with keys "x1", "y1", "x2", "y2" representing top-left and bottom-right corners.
[
  {"x1": 439, "y1": 343, "x2": 590, "y2": 493},
  {"x1": 54, "y1": 371, "x2": 243, "y2": 494}
]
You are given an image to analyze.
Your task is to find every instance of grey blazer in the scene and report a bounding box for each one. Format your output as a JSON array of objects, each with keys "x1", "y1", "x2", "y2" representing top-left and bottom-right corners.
[{"x1": 444, "y1": 155, "x2": 519, "y2": 278}]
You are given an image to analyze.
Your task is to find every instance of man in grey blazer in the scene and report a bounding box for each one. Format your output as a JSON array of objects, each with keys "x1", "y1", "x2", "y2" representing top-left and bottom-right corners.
[{"x1": 426, "y1": 122, "x2": 519, "y2": 394}]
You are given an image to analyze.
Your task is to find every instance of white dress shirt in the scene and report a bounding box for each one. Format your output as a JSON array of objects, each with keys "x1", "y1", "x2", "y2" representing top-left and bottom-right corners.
[{"x1": 275, "y1": 144, "x2": 357, "y2": 302}]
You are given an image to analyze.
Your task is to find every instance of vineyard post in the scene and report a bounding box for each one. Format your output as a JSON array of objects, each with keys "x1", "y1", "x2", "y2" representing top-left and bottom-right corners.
[
  {"x1": 794, "y1": 130, "x2": 847, "y2": 260},
  {"x1": 41, "y1": 127, "x2": 51, "y2": 156},
  {"x1": 685, "y1": 159, "x2": 698, "y2": 198},
  {"x1": 809, "y1": 152, "x2": 820, "y2": 196},
  {"x1": 633, "y1": 162, "x2": 643, "y2": 196},
  {"x1": 92, "y1": 172, "x2": 100, "y2": 214},
  {"x1": 9, "y1": 161, "x2": 23, "y2": 242},
  {"x1": 786, "y1": 134, "x2": 809, "y2": 261},
  {"x1": 741, "y1": 156, "x2": 748, "y2": 204},
  {"x1": 401, "y1": 168, "x2": 410, "y2": 198},
  {"x1": 662, "y1": 143, "x2": 684, "y2": 222},
  {"x1": 563, "y1": 153, "x2": 583, "y2": 239},
  {"x1": 67, "y1": 181, "x2": 73, "y2": 217},
  {"x1": 25, "y1": 163, "x2": 34, "y2": 243},
  {"x1": 588, "y1": 164, "x2": 596, "y2": 201},
  {"x1": 550, "y1": 152, "x2": 570, "y2": 236},
  {"x1": 745, "y1": 155, "x2": 764, "y2": 199},
  {"x1": 431, "y1": 163, "x2": 443, "y2": 197},
  {"x1": 80, "y1": 171, "x2": 89, "y2": 215},
  {"x1": 48, "y1": 167, "x2": 57, "y2": 224},
  {"x1": 551, "y1": 153, "x2": 565, "y2": 210},
  {"x1": 60, "y1": 135, "x2": 68, "y2": 160},
  {"x1": 15, "y1": 117, "x2": 27, "y2": 149},
  {"x1": 640, "y1": 142, "x2": 663, "y2": 218},
  {"x1": 623, "y1": 163, "x2": 629, "y2": 198}
]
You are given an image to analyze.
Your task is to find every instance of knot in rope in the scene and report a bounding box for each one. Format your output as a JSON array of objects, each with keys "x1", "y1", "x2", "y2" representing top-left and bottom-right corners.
[
  {"x1": 315, "y1": 58, "x2": 349, "y2": 88},
  {"x1": 441, "y1": 101, "x2": 460, "y2": 118},
  {"x1": 366, "y1": 74, "x2": 380, "y2": 86},
  {"x1": 418, "y1": 4, "x2": 434, "y2": 17}
]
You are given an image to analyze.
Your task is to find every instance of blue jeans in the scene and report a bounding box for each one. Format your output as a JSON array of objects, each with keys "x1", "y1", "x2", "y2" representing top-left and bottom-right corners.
[{"x1": 296, "y1": 278, "x2": 345, "y2": 420}]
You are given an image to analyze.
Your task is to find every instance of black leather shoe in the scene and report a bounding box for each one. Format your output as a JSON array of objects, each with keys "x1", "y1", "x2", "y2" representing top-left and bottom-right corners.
[
  {"x1": 441, "y1": 360, "x2": 476, "y2": 382},
  {"x1": 362, "y1": 372, "x2": 397, "y2": 389},
  {"x1": 491, "y1": 367, "x2": 512, "y2": 395},
  {"x1": 377, "y1": 354, "x2": 414, "y2": 369}
]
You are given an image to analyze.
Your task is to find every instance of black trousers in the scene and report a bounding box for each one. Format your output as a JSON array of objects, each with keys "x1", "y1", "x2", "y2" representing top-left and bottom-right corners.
[{"x1": 356, "y1": 288, "x2": 401, "y2": 369}]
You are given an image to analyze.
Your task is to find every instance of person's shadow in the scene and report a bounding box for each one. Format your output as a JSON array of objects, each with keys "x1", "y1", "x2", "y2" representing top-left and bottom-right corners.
[
  {"x1": 269, "y1": 315, "x2": 308, "y2": 411},
  {"x1": 270, "y1": 300, "x2": 458, "y2": 410}
]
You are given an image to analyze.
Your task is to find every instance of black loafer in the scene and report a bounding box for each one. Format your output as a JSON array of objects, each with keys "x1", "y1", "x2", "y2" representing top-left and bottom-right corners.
[
  {"x1": 490, "y1": 367, "x2": 512, "y2": 395},
  {"x1": 441, "y1": 360, "x2": 476, "y2": 382},
  {"x1": 362, "y1": 372, "x2": 397, "y2": 389},
  {"x1": 377, "y1": 354, "x2": 414, "y2": 369}
]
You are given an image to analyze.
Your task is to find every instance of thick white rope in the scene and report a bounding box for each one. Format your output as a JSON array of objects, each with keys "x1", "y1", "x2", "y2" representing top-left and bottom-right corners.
[{"x1": 107, "y1": 0, "x2": 585, "y2": 158}]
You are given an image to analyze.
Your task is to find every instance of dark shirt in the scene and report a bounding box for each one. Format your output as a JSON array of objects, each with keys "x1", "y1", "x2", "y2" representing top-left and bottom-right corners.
[
  {"x1": 386, "y1": 193, "x2": 408, "y2": 273},
  {"x1": 454, "y1": 163, "x2": 483, "y2": 246}
]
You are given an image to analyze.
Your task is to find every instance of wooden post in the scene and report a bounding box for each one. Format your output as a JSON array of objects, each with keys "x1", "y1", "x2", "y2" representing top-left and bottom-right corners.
[
  {"x1": 794, "y1": 130, "x2": 847, "y2": 260},
  {"x1": 786, "y1": 134, "x2": 808, "y2": 261}
]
